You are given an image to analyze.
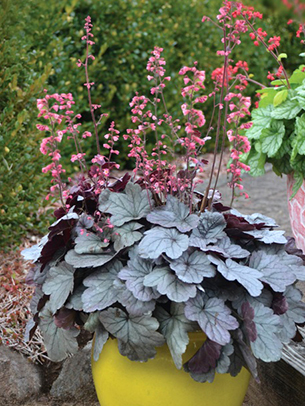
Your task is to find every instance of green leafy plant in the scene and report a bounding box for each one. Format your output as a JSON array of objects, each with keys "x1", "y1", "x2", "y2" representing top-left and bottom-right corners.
[
  {"x1": 242, "y1": 0, "x2": 305, "y2": 197},
  {"x1": 244, "y1": 65, "x2": 305, "y2": 197}
]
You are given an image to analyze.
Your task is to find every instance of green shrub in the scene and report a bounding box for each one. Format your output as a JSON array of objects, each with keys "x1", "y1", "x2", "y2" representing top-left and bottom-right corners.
[{"x1": 0, "y1": 0, "x2": 300, "y2": 250}]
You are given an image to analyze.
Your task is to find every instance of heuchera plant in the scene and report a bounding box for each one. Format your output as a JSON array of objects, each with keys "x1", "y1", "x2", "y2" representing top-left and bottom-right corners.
[
  {"x1": 22, "y1": 2, "x2": 305, "y2": 383},
  {"x1": 244, "y1": 0, "x2": 305, "y2": 197}
]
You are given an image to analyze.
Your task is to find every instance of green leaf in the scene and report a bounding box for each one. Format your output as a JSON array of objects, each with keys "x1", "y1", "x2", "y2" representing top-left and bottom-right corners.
[
  {"x1": 273, "y1": 89, "x2": 288, "y2": 107},
  {"x1": 277, "y1": 53, "x2": 287, "y2": 60},
  {"x1": 260, "y1": 120, "x2": 285, "y2": 157},
  {"x1": 209, "y1": 256, "x2": 264, "y2": 297},
  {"x1": 185, "y1": 292, "x2": 239, "y2": 346},
  {"x1": 251, "y1": 104, "x2": 274, "y2": 127},
  {"x1": 271, "y1": 90, "x2": 302, "y2": 120},
  {"x1": 82, "y1": 260, "x2": 123, "y2": 312},
  {"x1": 249, "y1": 251, "x2": 296, "y2": 292},
  {"x1": 246, "y1": 105, "x2": 274, "y2": 140},
  {"x1": 271, "y1": 155, "x2": 292, "y2": 176},
  {"x1": 291, "y1": 172, "x2": 304, "y2": 199},
  {"x1": 272, "y1": 137, "x2": 291, "y2": 160},
  {"x1": 259, "y1": 89, "x2": 278, "y2": 108},
  {"x1": 147, "y1": 195, "x2": 199, "y2": 232},
  {"x1": 270, "y1": 80, "x2": 285, "y2": 86},
  {"x1": 256, "y1": 87, "x2": 276, "y2": 94},
  {"x1": 250, "y1": 303, "x2": 282, "y2": 362},
  {"x1": 290, "y1": 153, "x2": 305, "y2": 176},
  {"x1": 118, "y1": 245, "x2": 160, "y2": 302},
  {"x1": 98, "y1": 182, "x2": 153, "y2": 226},
  {"x1": 113, "y1": 221, "x2": 143, "y2": 251},
  {"x1": 248, "y1": 151, "x2": 266, "y2": 177},
  {"x1": 65, "y1": 249, "x2": 116, "y2": 268},
  {"x1": 74, "y1": 232, "x2": 109, "y2": 254},
  {"x1": 138, "y1": 226, "x2": 189, "y2": 259},
  {"x1": 39, "y1": 302, "x2": 79, "y2": 362},
  {"x1": 143, "y1": 266, "x2": 197, "y2": 302},
  {"x1": 99, "y1": 308, "x2": 165, "y2": 361},
  {"x1": 155, "y1": 303, "x2": 197, "y2": 369},
  {"x1": 93, "y1": 323, "x2": 109, "y2": 362},
  {"x1": 170, "y1": 250, "x2": 216, "y2": 284},
  {"x1": 291, "y1": 114, "x2": 305, "y2": 161},
  {"x1": 289, "y1": 68, "x2": 305, "y2": 84},
  {"x1": 42, "y1": 262, "x2": 75, "y2": 314}
]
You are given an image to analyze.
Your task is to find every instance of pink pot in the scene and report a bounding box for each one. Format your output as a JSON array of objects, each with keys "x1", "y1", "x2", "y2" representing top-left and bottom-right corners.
[{"x1": 287, "y1": 173, "x2": 305, "y2": 253}]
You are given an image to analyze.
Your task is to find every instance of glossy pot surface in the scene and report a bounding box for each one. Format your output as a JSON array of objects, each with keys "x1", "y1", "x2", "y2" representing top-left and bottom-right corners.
[{"x1": 91, "y1": 332, "x2": 251, "y2": 406}]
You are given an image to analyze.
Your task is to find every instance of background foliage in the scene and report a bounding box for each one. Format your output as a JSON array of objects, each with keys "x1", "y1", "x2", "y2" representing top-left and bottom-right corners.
[{"x1": 0, "y1": 0, "x2": 300, "y2": 249}]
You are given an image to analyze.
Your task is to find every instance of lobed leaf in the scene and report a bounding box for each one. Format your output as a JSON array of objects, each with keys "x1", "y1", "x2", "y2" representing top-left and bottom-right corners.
[
  {"x1": 42, "y1": 261, "x2": 75, "y2": 314},
  {"x1": 98, "y1": 182, "x2": 153, "y2": 226},
  {"x1": 191, "y1": 211, "x2": 226, "y2": 245},
  {"x1": 147, "y1": 195, "x2": 199, "y2": 232},
  {"x1": 184, "y1": 338, "x2": 222, "y2": 378},
  {"x1": 260, "y1": 120, "x2": 285, "y2": 158},
  {"x1": 170, "y1": 250, "x2": 216, "y2": 283},
  {"x1": 115, "y1": 278, "x2": 156, "y2": 316},
  {"x1": 82, "y1": 260, "x2": 123, "y2": 312},
  {"x1": 99, "y1": 308, "x2": 165, "y2": 361},
  {"x1": 155, "y1": 303, "x2": 197, "y2": 369},
  {"x1": 143, "y1": 266, "x2": 197, "y2": 302},
  {"x1": 39, "y1": 302, "x2": 79, "y2": 362},
  {"x1": 138, "y1": 226, "x2": 189, "y2": 259},
  {"x1": 249, "y1": 251, "x2": 296, "y2": 292},
  {"x1": 118, "y1": 245, "x2": 160, "y2": 301},
  {"x1": 243, "y1": 229, "x2": 286, "y2": 244},
  {"x1": 250, "y1": 302, "x2": 282, "y2": 362},
  {"x1": 209, "y1": 256, "x2": 264, "y2": 297},
  {"x1": 278, "y1": 286, "x2": 305, "y2": 343},
  {"x1": 271, "y1": 90, "x2": 302, "y2": 120},
  {"x1": 74, "y1": 232, "x2": 109, "y2": 255},
  {"x1": 65, "y1": 249, "x2": 116, "y2": 268},
  {"x1": 93, "y1": 323, "x2": 109, "y2": 362},
  {"x1": 185, "y1": 292, "x2": 238, "y2": 345},
  {"x1": 113, "y1": 221, "x2": 143, "y2": 251}
]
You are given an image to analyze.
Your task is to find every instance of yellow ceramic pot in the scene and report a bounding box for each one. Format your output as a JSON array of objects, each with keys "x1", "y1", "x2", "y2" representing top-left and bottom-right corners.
[{"x1": 91, "y1": 332, "x2": 251, "y2": 406}]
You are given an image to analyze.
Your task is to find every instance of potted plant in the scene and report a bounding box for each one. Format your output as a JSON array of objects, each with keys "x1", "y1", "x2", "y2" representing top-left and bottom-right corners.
[
  {"x1": 22, "y1": 3, "x2": 305, "y2": 406},
  {"x1": 240, "y1": 1, "x2": 305, "y2": 252}
]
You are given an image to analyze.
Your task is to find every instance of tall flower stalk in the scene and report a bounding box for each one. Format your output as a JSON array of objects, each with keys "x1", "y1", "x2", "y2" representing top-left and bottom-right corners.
[{"x1": 37, "y1": 1, "x2": 298, "y2": 213}]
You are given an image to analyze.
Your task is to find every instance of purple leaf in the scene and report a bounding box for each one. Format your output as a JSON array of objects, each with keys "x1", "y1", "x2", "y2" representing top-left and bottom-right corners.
[
  {"x1": 232, "y1": 329, "x2": 259, "y2": 380},
  {"x1": 285, "y1": 237, "x2": 305, "y2": 263},
  {"x1": 109, "y1": 172, "x2": 131, "y2": 192},
  {"x1": 213, "y1": 202, "x2": 231, "y2": 212},
  {"x1": 272, "y1": 293, "x2": 289, "y2": 315},
  {"x1": 54, "y1": 308, "x2": 76, "y2": 329},
  {"x1": 224, "y1": 213, "x2": 256, "y2": 232},
  {"x1": 184, "y1": 339, "x2": 222, "y2": 374},
  {"x1": 241, "y1": 302, "x2": 257, "y2": 342}
]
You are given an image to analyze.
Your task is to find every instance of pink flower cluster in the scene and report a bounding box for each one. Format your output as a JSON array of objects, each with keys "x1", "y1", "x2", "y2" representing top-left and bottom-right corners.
[
  {"x1": 36, "y1": 92, "x2": 81, "y2": 200},
  {"x1": 225, "y1": 93, "x2": 252, "y2": 198},
  {"x1": 282, "y1": 0, "x2": 305, "y2": 43}
]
